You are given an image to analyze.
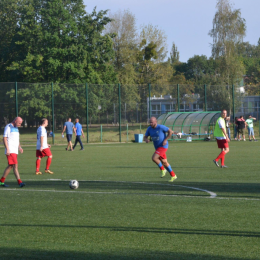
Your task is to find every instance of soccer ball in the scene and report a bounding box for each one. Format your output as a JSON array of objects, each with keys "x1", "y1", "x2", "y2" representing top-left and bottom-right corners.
[{"x1": 69, "y1": 180, "x2": 79, "y2": 189}]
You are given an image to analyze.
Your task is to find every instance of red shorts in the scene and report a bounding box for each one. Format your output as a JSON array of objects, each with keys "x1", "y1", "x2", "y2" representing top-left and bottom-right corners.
[
  {"x1": 36, "y1": 148, "x2": 52, "y2": 158},
  {"x1": 217, "y1": 139, "x2": 229, "y2": 149},
  {"x1": 6, "y1": 153, "x2": 18, "y2": 165},
  {"x1": 155, "y1": 147, "x2": 168, "y2": 160}
]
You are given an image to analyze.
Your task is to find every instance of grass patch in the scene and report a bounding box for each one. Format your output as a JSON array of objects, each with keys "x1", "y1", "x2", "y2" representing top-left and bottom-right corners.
[{"x1": 0, "y1": 141, "x2": 259, "y2": 259}]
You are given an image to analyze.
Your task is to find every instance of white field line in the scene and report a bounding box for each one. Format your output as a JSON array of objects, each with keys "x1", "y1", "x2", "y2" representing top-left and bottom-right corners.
[{"x1": 1, "y1": 180, "x2": 260, "y2": 201}]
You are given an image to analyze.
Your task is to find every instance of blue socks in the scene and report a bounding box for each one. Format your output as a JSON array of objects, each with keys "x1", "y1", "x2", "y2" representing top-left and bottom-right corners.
[{"x1": 165, "y1": 165, "x2": 173, "y2": 173}]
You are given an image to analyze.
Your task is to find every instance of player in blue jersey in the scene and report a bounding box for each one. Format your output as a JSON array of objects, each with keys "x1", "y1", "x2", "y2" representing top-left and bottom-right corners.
[
  {"x1": 62, "y1": 117, "x2": 74, "y2": 151},
  {"x1": 73, "y1": 118, "x2": 85, "y2": 150},
  {"x1": 144, "y1": 117, "x2": 177, "y2": 182}
]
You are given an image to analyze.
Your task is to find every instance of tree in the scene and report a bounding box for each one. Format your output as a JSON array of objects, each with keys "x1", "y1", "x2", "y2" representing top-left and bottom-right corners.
[
  {"x1": 3, "y1": 0, "x2": 117, "y2": 84},
  {"x1": 170, "y1": 42, "x2": 179, "y2": 64},
  {"x1": 209, "y1": 0, "x2": 246, "y2": 85}
]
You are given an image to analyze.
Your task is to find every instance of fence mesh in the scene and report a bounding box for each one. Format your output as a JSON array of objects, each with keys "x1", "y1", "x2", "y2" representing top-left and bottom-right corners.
[{"x1": 1, "y1": 82, "x2": 260, "y2": 143}]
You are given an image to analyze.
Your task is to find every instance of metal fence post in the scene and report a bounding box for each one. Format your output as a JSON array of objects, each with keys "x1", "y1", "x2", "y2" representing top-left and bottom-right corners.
[
  {"x1": 100, "y1": 125, "x2": 102, "y2": 143},
  {"x1": 118, "y1": 83, "x2": 121, "y2": 142},
  {"x1": 148, "y1": 83, "x2": 151, "y2": 119},
  {"x1": 51, "y1": 82, "x2": 55, "y2": 144},
  {"x1": 177, "y1": 84, "x2": 180, "y2": 112},
  {"x1": 232, "y1": 84, "x2": 235, "y2": 138},
  {"x1": 15, "y1": 82, "x2": 18, "y2": 117},
  {"x1": 86, "y1": 83, "x2": 89, "y2": 143},
  {"x1": 204, "y1": 84, "x2": 207, "y2": 111}
]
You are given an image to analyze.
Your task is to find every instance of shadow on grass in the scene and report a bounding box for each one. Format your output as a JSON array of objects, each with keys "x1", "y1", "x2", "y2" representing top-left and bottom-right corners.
[
  {"x1": 0, "y1": 247, "x2": 255, "y2": 260},
  {"x1": 1, "y1": 224, "x2": 260, "y2": 238}
]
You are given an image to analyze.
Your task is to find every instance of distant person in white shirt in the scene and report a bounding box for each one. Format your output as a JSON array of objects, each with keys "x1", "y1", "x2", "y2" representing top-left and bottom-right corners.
[
  {"x1": 246, "y1": 115, "x2": 257, "y2": 141},
  {"x1": 0, "y1": 117, "x2": 25, "y2": 187},
  {"x1": 35, "y1": 118, "x2": 54, "y2": 175}
]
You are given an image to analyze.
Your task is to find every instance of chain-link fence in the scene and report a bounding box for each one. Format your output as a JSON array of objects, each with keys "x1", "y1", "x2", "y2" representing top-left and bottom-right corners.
[{"x1": 1, "y1": 82, "x2": 260, "y2": 144}]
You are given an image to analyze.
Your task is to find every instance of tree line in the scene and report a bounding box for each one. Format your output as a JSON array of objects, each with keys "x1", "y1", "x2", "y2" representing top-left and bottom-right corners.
[{"x1": 0, "y1": 0, "x2": 259, "y2": 125}]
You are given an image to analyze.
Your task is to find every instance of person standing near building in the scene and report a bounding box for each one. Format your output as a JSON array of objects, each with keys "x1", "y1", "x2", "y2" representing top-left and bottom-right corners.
[
  {"x1": 0, "y1": 117, "x2": 25, "y2": 187},
  {"x1": 234, "y1": 117, "x2": 238, "y2": 140},
  {"x1": 246, "y1": 115, "x2": 257, "y2": 141},
  {"x1": 73, "y1": 118, "x2": 85, "y2": 150},
  {"x1": 36, "y1": 118, "x2": 54, "y2": 175},
  {"x1": 144, "y1": 117, "x2": 177, "y2": 182},
  {"x1": 62, "y1": 117, "x2": 74, "y2": 151},
  {"x1": 213, "y1": 110, "x2": 230, "y2": 168}
]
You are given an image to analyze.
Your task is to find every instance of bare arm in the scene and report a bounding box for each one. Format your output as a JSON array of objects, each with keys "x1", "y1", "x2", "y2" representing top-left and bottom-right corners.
[
  {"x1": 144, "y1": 135, "x2": 149, "y2": 143},
  {"x1": 163, "y1": 129, "x2": 173, "y2": 146},
  {"x1": 81, "y1": 129, "x2": 85, "y2": 137},
  {"x1": 19, "y1": 142, "x2": 23, "y2": 154},
  {"x1": 3, "y1": 137, "x2": 10, "y2": 155},
  {"x1": 62, "y1": 125, "x2": 66, "y2": 135},
  {"x1": 221, "y1": 128, "x2": 230, "y2": 142}
]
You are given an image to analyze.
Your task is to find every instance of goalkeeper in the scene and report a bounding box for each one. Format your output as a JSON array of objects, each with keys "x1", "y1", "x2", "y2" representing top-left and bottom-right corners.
[{"x1": 144, "y1": 117, "x2": 177, "y2": 182}]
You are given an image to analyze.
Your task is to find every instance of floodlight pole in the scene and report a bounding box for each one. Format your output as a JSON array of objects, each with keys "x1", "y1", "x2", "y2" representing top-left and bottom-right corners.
[
  {"x1": 15, "y1": 82, "x2": 18, "y2": 117},
  {"x1": 51, "y1": 82, "x2": 55, "y2": 144},
  {"x1": 232, "y1": 84, "x2": 235, "y2": 138},
  {"x1": 86, "y1": 83, "x2": 89, "y2": 143}
]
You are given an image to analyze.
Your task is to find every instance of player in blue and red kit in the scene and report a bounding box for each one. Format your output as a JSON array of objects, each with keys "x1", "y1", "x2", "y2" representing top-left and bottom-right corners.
[{"x1": 144, "y1": 117, "x2": 177, "y2": 182}]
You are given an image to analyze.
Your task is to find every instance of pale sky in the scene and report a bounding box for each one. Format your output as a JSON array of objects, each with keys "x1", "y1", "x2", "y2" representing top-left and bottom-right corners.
[{"x1": 83, "y1": 0, "x2": 259, "y2": 62}]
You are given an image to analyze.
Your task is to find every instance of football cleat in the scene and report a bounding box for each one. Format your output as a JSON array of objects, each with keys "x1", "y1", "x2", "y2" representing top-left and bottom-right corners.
[
  {"x1": 161, "y1": 169, "x2": 167, "y2": 178},
  {"x1": 168, "y1": 175, "x2": 177, "y2": 182},
  {"x1": 0, "y1": 182, "x2": 9, "y2": 187},
  {"x1": 35, "y1": 171, "x2": 42, "y2": 175},
  {"x1": 221, "y1": 165, "x2": 228, "y2": 168},
  {"x1": 213, "y1": 160, "x2": 219, "y2": 167},
  {"x1": 45, "y1": 170, "x2": 54, "y2": 174},
  {"x1": 19, "y1": 183, "x2": 25, "y2": 188}
]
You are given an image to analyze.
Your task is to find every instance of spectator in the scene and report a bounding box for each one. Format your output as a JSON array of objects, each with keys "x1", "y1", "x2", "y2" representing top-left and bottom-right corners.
[
  {"x1": 237, "y1": 115, "x2": 248, "y2": 141},
  {"x1": 234, "y1": 117, "x2": 238, "y2": 140},
  {"x1": 246, "y1": 115, "x2": 257, "y2": 141}
]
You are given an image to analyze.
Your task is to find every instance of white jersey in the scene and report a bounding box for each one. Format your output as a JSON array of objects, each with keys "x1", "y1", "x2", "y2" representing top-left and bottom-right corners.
[
  {"x1": 3, "y1": 123, "x2": 20, "y2": 154},
  {"x1": 36, "y1": 126, "x2": 48, "y2": 150}
]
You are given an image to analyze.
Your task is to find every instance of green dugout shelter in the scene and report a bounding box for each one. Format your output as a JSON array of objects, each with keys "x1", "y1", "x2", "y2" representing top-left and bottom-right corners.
[{"x1": 157, "y1": 111, "x2": 221, "y2": 140}]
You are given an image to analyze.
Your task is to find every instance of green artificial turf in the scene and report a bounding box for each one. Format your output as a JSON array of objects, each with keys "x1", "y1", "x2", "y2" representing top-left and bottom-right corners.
[{"x1": 0, "y1": 141, "x2": 259, "y2": 259}]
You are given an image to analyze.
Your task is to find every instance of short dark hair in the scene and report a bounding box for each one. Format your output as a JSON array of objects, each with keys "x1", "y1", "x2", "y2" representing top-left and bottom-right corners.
[
  {"x1": 41, "y1": 118, "x2": 48, "y2": 125},
  {"x1": 240, "y1": 115, "x2": 243, "y2": 118}
]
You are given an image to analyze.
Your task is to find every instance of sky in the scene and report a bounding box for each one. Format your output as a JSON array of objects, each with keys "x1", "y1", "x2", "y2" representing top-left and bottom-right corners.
[{"x1": 83, "y1": 0, "x2": 260, "y2": 63}]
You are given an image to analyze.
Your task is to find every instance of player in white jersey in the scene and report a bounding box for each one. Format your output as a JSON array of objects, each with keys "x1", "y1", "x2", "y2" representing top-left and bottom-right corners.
[
  {"x1": 0, "y1": 117, "x2": 25, "y2": 187},
  {"x1": 35, "y1": 118, "x2": 54, "y2": 175}
]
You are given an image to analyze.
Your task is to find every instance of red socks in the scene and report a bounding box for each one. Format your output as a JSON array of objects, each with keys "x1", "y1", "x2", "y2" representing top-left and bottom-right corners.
[
  {"x1": 170, "y1": 171, "x2": 176, "y2": 177},
  {"x1": 46, "y1": 157, "x2": 52, "y2": 170},
  {"x1": 215, "y1": 151, "x2": 226, "y2": 166},
  {"x1": 159, "y1": 166, "x2": 165, "y2": 170},
  {"x1": 0, "y1": 177, "x2": 6, "y2": 183},
  {"x1": 36, "y1": 159, "x2": 41, "y2": 172},
  {"x1": 17, "y1": 179, "x2": 22, "y2": 185}
]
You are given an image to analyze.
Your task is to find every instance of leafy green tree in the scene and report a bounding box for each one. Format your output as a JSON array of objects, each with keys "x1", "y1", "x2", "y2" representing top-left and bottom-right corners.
[{"x1": 5, "y1": 0, "x2": 116, "y2": 84}]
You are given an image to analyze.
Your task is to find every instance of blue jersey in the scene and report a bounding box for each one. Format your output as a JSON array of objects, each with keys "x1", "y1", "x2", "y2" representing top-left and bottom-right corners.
[
  {"x1": 64, "y1": 121, "x2": 74, "y2": 134},
  {"x1": 145, "y1": 124, "x2": 169, "y2": 149},
  {"x1": 75, "y1": 122, "x2": 82, "y2": 136}
]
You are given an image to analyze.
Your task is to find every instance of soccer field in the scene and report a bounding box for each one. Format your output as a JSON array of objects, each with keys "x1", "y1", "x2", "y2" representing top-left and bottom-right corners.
[{"x1": 0, "y1": 141, "x2": 259, "y2": 260}]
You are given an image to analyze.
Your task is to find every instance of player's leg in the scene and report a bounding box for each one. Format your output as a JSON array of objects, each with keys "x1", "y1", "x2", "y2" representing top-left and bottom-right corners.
[
  {"x1": 36, "y1": 150, "x2": 42, "y2": 175},
  {"x1": 13, "y1": 164, "x2": 25, "y2": 187},
  {"x1": 213, "y1": 141, "x2": 225, "y2": 167},
  {"x1": 152, "y1": 153, "x2": 166, "y2": 176},
  {"x1": 0, "y1": 165, "x2": 13, "y2": 186},
  {"x1": 44, "y1": 149, "x2": 53, "y2": 174},
  {"x1": 78, "y1": 136, "x2": 84, "y2": 150},
  {"x1": 73, "y1": 136, "x2": 79, "y2": 149},
  {"x1": 161, "y1": 158, "x2": 177, "y2": 182}
]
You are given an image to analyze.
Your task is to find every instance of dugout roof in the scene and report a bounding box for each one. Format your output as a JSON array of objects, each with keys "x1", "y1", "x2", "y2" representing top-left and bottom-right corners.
[{"x1": 157, "y1": 111, "x2": 221, "y2": 139}]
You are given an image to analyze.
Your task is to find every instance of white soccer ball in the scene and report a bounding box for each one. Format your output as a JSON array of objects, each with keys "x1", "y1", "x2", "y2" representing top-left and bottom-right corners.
[{"x1": 69, "y1": 180, "x2": 79, "y2": 189}]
